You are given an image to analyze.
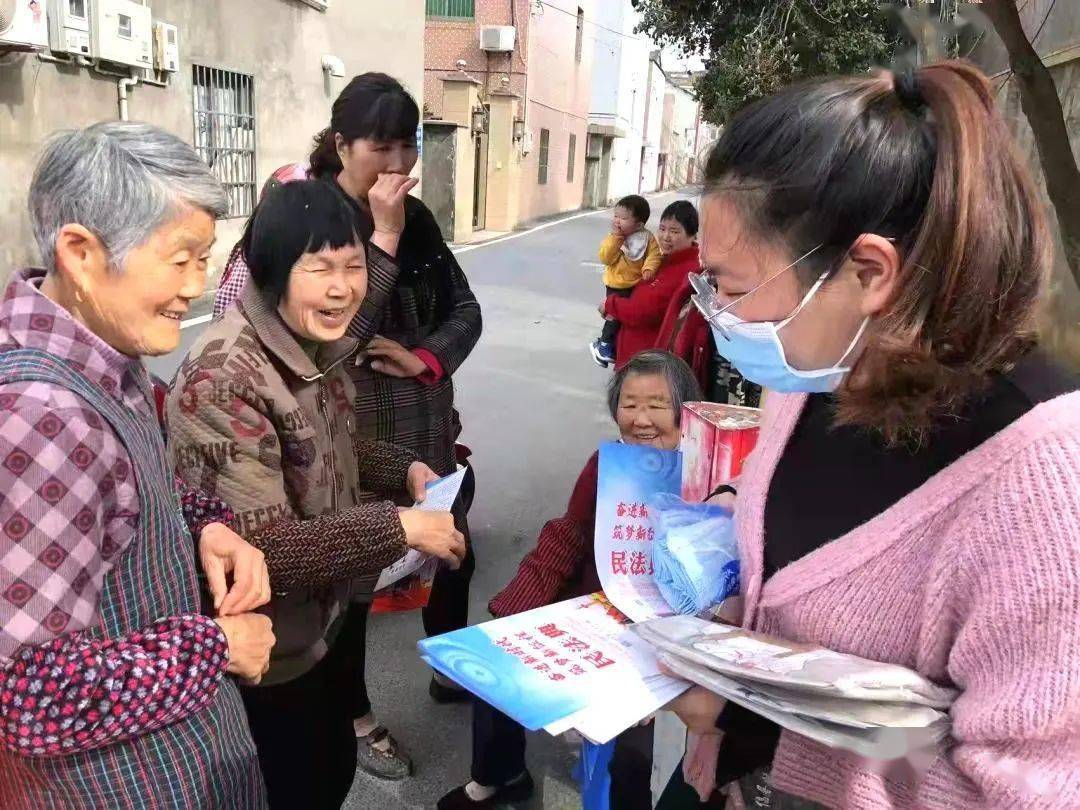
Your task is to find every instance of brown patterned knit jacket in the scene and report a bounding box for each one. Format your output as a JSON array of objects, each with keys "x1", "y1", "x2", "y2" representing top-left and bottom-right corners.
[{"x1": 167, "y1": 266, "x2": 415, "y2": 685}]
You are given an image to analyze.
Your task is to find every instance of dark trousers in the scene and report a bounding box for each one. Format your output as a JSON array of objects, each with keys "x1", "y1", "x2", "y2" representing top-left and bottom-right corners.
[
  {"x1": 349, "y1": 542, "x2": 474, "y2": 717},
  {"x1": 471, "y1": 699, "x2": 527, "y2": 786},
  {"x1": 609, "y1": 723, "x2": 656, "y2": 810},
  {"x1": 471, "y1": 699, "x2": 654, "y2": 808},
  {"x1": 337, "y1": 600, "x2": 373, "y2": 719},
  {"x1": 239, "y1": 608, "x2": 368, "y2": 809},
  {"x1": 601, "y1": 286, "x2": 634, "y2": 344},
  {"x1": 349, "y1": 465, "x2": 475, "y2": 728},
  {"x1": 422, "y1": 467, "x2": 476, "y2": 638}
]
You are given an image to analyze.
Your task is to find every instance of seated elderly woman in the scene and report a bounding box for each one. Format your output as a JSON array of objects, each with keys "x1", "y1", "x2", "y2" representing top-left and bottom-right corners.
[
  {"x1": 0, "y1": 122, "x2": 273, "y2": 806},
  {"x1": 167, "y1": 179, "x2": 466, "y2": 809},
  {"x1": 439, "y1": 349, "x2": 701, "y2": 810}
]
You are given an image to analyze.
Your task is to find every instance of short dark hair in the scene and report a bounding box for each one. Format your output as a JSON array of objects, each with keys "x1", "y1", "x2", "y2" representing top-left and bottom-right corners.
[
  {"x1": 309, "y1": 73, "x2": 420, "y2": 177},
  {"x1": 615, "y1": 195, "x2": 650, "y2": 225},
  {"x1": 660, "y1": 200, "x2": 698, "y2": 237},
  {"x1": 607, "y1": 350, "x2": 701, "y2": 425},
  {"x1": 242, "y1": 180, "x2": 360, "y2": 304}
]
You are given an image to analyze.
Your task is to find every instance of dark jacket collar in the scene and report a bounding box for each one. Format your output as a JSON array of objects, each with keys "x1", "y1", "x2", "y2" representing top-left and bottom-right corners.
[{"x1": 237, "y1": 281, "x2": 358, "y2": 381}]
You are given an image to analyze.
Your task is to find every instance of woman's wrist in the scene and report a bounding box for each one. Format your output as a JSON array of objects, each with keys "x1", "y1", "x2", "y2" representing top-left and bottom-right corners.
[{"x1": 370, "y1": 229, "x2": 402, "y2": 258}]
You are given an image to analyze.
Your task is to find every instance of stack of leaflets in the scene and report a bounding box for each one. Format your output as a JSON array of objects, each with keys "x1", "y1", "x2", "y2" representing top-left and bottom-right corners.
[
  {"x1": 633, "y1": 615, "x2": 957, "y2": 760},
  {"x1": 418, "y1": 593, "x2": 689, "y2": 744}
]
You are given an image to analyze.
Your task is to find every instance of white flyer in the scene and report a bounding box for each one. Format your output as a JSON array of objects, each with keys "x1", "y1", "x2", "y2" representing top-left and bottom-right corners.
[
  {"x1": 375, "y1": 467, "x2": 467, "y2": 592},
  {"x1": 420, "y1": 593, "x2": 678, "y2": 732},
  {"x1": 542, "y1": 672, "x2": 688, "y2": 743}
]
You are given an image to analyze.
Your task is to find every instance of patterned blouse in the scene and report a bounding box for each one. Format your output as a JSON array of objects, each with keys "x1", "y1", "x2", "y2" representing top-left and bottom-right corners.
[{"x1": 0, "y1": 268, "x2": 235, "y2": 757}]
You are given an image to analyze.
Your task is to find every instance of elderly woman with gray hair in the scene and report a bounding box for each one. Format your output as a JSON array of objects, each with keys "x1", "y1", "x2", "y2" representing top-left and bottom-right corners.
[
  {"x1": 439, "y1": 349, "x2": 700, "y2": 810},
  {"x1": 0, "y1": 122, "x2": 274, "y2": 808}
]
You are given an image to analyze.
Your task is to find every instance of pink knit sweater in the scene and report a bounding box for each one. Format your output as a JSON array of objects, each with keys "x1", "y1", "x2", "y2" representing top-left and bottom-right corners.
[{"x1": 734, "y1": 390, "x2": 1080, "y2": 808}]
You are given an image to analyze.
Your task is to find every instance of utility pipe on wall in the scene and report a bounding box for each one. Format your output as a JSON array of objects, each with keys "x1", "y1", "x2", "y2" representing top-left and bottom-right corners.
[{"x1": 117, "y1": 76, "x2": 140, "y2": 121}]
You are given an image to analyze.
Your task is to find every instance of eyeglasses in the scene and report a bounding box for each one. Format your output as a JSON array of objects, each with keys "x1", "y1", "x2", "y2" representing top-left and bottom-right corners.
[{"x1": 691, "y1": 244, "x2": 825, "y2": 339}]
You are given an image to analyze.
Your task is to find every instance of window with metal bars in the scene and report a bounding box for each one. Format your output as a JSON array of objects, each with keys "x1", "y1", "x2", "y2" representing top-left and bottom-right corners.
[
  {"x1": 192, "y1": 65, "x2": 257, "y2": 218},
  {"x1": 538, "y1": 128, "x2": 550, "y2": 185},
  {"x1": 567, "y1": 133, "x2": 576, "y2": 183},
  {"x1": 426, "y1": 0, "x2": 474, "y2": 18}
]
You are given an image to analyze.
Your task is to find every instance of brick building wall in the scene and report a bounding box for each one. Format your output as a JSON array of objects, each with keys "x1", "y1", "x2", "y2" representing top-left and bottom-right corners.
[{"x1": 424, "y1": 0, "x2": 532, "y2": 119}]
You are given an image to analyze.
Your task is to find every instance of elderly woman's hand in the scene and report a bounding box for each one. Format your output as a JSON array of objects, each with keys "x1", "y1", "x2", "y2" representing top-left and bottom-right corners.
[
  {"x1": 406, "y1": 461, "x2": 440, "y2": 503},
  {"x1": 216, "y1": 613, "x2": 275, "y2": 685},
  {"x1": 199, "y1": 522, "x2": 272, "y2": 616},
  {"x1": 368, "y1": 337, "x2": 429, "y2": 378},
  {"x1": 398, "y1": 509, "x2": 466, "y2": 568}
]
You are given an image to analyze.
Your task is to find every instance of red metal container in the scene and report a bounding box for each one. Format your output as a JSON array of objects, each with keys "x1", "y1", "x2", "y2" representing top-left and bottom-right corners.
[{"x1": 680, "y1": 402, "x2": 761, "y2": 502}]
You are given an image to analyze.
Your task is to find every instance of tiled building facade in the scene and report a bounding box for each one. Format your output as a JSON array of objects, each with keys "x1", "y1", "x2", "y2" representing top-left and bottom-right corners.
[{"x1": 422, "y1": 0, "x2": 592, "y2": 237}]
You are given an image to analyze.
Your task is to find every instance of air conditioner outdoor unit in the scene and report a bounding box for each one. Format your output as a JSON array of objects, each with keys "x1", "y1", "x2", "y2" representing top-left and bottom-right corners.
[
  {"x1": 91, "y1": 0, "x2": 151, "y2": 68},
  {"x1": 479, "y1": 25, "x2": 515, "y2": 53},
  {"x1": 152, "y1": 20, "x2": 178, "y2": 72},
  {"x1": 47, "y1": 0, "x2": 91, "y2": 56},
  {"x1": 0, "y1": 0, "x2": 49, "y2": 51}
]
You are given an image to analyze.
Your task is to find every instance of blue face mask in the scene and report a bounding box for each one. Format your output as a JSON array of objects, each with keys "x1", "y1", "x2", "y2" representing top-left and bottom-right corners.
[{"x1": 689, "y1": 249, "x2": 869, "y2": 394}]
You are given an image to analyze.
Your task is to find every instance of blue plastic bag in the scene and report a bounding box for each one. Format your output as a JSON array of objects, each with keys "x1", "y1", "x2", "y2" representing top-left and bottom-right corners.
[
  {"x1": 574, "y1": 738, "x2": 614, "y2": 810},
  {"x1": 650, "y1": 492, "x2": 740, "y2": 615}
]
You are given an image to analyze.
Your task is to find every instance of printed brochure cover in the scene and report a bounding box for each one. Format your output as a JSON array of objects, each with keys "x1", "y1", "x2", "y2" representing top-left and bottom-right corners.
[
  {"x1": 594, "y1": 441, "x2": 683, "y2": 622},
  {"x1": 419, "y1": 593, "x2": 672, "y2": 732}
]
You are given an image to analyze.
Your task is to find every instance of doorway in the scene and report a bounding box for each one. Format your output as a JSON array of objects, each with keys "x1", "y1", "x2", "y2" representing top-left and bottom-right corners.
[{"x1": 421, "y1": 123, "x2": 457, "y2": 242}]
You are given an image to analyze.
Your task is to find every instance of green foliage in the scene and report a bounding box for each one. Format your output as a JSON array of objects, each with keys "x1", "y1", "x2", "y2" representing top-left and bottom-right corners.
[{"x1": 636, "y1": 0, "x2": 900, "y2": 124}]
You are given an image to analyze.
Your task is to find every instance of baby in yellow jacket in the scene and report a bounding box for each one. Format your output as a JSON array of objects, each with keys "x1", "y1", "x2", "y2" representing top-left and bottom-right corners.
[{"x1": 590, "y1": 195, "x2": 662, "y2": 367}]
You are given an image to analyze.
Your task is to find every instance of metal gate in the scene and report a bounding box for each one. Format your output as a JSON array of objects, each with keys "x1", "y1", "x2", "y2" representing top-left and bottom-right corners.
[{"x1": 421, "y1": 122, "x2": 457, "y2": 242}]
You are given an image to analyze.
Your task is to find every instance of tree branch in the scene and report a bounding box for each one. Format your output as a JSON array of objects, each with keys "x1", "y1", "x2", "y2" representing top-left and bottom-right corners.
[{"x1": 982, "y1": 0, "x2": 1080, "y2": 288}]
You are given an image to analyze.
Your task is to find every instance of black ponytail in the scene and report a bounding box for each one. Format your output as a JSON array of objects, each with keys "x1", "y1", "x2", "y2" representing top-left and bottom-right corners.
[{"x1": 309, "y1": 127, "x2": 342, "y2": 177}]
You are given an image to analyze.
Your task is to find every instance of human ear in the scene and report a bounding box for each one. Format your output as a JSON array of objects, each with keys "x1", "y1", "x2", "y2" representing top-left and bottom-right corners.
[
  {"x1": 54, "y1": 224, "x2": 110, "y2": 296},
  {"x1": 847, "y1": 234, "x2": 901, "y2": 317}
]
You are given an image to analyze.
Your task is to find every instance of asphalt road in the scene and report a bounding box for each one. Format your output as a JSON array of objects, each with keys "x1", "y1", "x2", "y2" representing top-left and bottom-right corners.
[{"x1": 146, "y1": 190, "x2": 690, "y2": 809}]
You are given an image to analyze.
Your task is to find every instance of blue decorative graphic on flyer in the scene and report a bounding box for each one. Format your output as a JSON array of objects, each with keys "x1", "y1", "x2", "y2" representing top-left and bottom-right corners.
[{"x1": 419, "y1": 594, "x2": 672, "y2": 732}]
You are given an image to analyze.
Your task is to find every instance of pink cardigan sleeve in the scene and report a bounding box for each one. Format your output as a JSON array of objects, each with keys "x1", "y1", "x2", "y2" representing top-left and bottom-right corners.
[{"x1": 916, "y1": 436, "x2": 1080, "y2": 806}]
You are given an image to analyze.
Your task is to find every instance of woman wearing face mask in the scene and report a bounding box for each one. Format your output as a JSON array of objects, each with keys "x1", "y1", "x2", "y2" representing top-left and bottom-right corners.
[
  {"x1": 169, "y1": 181, "x2": 466, "y2": 808},
  {"x1": 213, "y1": 73, "x2": 483, "y2": 778},
  {"x1": 660, "y1": 61, "x2": 1080, "y2": 808}
]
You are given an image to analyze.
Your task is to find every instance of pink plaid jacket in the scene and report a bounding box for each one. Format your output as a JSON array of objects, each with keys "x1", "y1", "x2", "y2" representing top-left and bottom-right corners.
[{"x1": 0, "y1": 269, "x2": 237, "y2": 761}]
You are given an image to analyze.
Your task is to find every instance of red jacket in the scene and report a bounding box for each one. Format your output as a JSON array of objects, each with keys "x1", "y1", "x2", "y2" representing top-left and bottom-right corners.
[
  {"x1": 655, "y1": 272, "x2": 713, "y2": 394},
  {"x1": 605, "y1": 246, "x2": 700, "y2": 370}
]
